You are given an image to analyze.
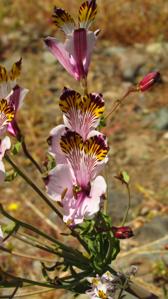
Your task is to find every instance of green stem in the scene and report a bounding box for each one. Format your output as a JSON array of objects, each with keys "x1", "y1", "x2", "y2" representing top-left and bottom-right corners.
[
  {"x1": 0, "y1": 204, "x2": 74, "y2": 253},
  {"x1": 118, "y1": 276, "x2": 128, "y2": 299},
  {"x1": 1, "y1": 270, "x2": 57, "y2": 289},
  {"x1": 5, "y1": 153, "x2": 62, "y2": 219},
  {"x1": 21, "y1": 137, "x2": 42, "y2": 173},
  {"x1": 14, "y1": 234, "x2": 57, "y2": 255},
  {"x1": 121, "y1": 184, "x2": 131, "y2": 226}
]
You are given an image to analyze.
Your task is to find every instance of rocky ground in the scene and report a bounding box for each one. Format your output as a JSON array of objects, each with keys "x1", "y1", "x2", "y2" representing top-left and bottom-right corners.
[{"x1": 0, "y1": 1, "x2": 168, "y2": 298}]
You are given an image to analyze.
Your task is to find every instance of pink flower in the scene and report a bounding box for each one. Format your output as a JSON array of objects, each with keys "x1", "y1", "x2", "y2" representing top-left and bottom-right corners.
[
  {"x1": 0, "y1": 60, "x2": 29, "y2": 138},
  {"x1": 138, "y1": 71, "x2": 160, "y2": 92},
  {"x1": 86, "y1": 271, "x2": 115, "y2": 299},
  {"x1": 44, "y1": 1, "x2": 98, "y2": 80},
  {"x1": 0, "y1": 136, "x2": 11, "y2": 183},
  {"x1": 46, "y1": 130, "x2": 108, "y2": 225}
]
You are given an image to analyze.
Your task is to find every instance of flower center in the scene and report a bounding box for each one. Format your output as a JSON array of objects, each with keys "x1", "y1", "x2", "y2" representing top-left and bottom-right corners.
[
  {"x1": 0, "y1": 99, "x2": 14, "y2": 129},
  {"x1": 98, "y1": 290, "x2": 108, "y2": 299},
  {"x1": 73, "y1": 183, "x2": 91, "y2": 199}
]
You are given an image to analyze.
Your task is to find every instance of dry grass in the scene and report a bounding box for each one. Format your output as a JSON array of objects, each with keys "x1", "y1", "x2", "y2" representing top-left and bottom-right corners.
[{"x1": 0, "y1": 0, "x2": 168, "y2": 44}]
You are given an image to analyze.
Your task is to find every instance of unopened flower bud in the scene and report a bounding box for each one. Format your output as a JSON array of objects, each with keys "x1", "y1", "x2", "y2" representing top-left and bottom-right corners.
[
  {"x1": 138, "y1": 71, "x2": 160, "y2": 92},
  {"x1": 112, "y1": 226, "x2": 133, "y2": 239}
]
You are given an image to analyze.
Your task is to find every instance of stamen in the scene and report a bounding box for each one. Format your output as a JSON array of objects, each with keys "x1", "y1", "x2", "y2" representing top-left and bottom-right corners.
[{"x1": 0, "y1": 99, "x2": 14, "y2": 128}]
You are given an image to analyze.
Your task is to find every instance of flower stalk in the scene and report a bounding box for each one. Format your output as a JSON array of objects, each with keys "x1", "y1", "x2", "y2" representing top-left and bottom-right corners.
[{"x1": 4, "y1": 153, "x2": 62, "y2": 219}]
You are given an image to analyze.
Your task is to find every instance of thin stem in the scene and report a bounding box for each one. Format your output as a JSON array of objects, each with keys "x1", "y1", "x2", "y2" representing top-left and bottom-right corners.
[
  {"x1": 1, "y1": 270, "x2": 57, "y2": 289},
  {"x1": 104, "y1": 87, "x2": 137, "y2": 120},
  {"x1": 80, "y1": 77, "x2": 88, "y2": 95},
  {"x1": 5, "y1": 153, "x2": 62, "y2": 219},
  {"x1": 121, "y1": 184, "x2": 131, "y2": 226},
  {"x1": 14, "y1": 234, "x2": 57, "y2": 255},
  {"x1": 8, "y1": 283, "x2": 21, "y2": 299},
  {"x1": 2, "y1": 248, "x2": 56, "y2": 263},
  {"x1": 118, "y1": 276, "x2": 128, "y2": 299},
  {"x1": 25, "y1": 200, "x2": 61, "y2": 235},
  {"x1": 10, "y1": 288, "x2": 54, "y2": 298},
  {"x1": 0, "y1": 204, "x2": 73, "y2": 253},
  {"x1": 21, "y1": 137, "x2": 42, "y2": 173}
]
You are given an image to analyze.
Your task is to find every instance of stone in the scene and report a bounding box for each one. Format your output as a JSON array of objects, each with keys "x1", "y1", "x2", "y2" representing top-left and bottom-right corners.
[
  {"x1": 154, "y1": 108, "x2": 168, "y2": 130},
  {"x1": 136, "y1": 215, "x2": 168, "y2": 243}
]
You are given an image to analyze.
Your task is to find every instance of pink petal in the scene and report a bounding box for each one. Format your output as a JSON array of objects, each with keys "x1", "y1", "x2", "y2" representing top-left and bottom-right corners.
[
  {"x1": 84, "y1": 31, "x2": 96, "y2": 73},
  {"x1": 0, "y1": 160, "x2": 5, "y2": 184},
  {"x1": 63, "y1": 176, "x2": 106, "y2": 225},
  {"x1": 48, "y1": 124, "x2": 66, "y2": 164},
  {"x1": 81, "y1": 176, "x2": 106, "y2": 219},
  {"x1": 0, "y1": 225, "x2": 3, "y2": 240},
  {"x1": 0, "y1": 136, "x2": 11, "y2": 184},
  {"x1": 60, "y1": 88, "x2": 104, "y2": 140},
  {"x1": 46, "y1": 164, "x2": 74, "y2": 201},
  {"x1": 44, "y1": 37, "x2": 78, "y2": 80},
  {"x1": 9, "y1": 85, "x2": 29, "y2": 112},
  {"x1": 7, "y1": 120, "x2": 21, "y2": 138},
  {"x1": 0, "y1": 136, "x2": 11, "y2": 159}
]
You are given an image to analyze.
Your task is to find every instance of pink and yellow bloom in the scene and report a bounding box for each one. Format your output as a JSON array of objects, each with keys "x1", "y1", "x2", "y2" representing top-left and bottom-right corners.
[
  {"x1": 86, "y1": 272, "x2": 116, "y2": 299},
  {"x1": 46, "y1": 130, "x2": 108, "y2": 225},
  {"x1": 44, "y1": 1, "x2": 98, "y2": 80},
  {"x1": 0, "y1": 60, "x2": 29, "y2": 138}
]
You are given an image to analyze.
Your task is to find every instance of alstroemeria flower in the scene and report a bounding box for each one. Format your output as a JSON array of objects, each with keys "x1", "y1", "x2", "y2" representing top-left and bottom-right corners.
[
  {"x1": 46, "y1": 130, "x2": 108, "y2": 225},
  {"x1": 0, "y1": 136, "x2": 11, "y2": 183},
  {"x1": 0, "y1": 86, "x2": 28, "y2": 138},
  {"x1": 44, "y1": 1, "x2": 98, "y2": 80},
  {"x1": 0, "y1": 98, "x2": 15, "y2": 136},
  {"x1": 7, "y1": 85, "x2": 29, "y2": 138},
  {"x1": 0, "y1": 60, "x2": 28, "y2": 138},
  {"x1": 86, "y1": 272, "x2": 116, "y2": 299}
]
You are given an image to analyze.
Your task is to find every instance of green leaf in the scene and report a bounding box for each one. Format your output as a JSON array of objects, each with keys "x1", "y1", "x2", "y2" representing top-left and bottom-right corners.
[
  {"x1": 5, "y1": 170, "x2": 18, "y2": 182},
  {"x1": 122, "y1": 171, "x2": 130, "y2": 184},
  {"x1": 98, "y1": 115, "x2": 106, "y2": 129},
  {"x1": 11, "y1": 141, "x2": 22, "y2": 155},
  {"x1": 2, "y1": 222, "x2": 16, "y2": 234}
]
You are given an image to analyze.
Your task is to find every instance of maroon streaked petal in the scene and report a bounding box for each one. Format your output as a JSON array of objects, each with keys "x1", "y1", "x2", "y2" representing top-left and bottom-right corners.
[
  {"x1": 73, "y1": 29, "x2": 87, "y2": 79},
  {"x1": 44, "y1": 37, "x2": 78, "y2": 79}
]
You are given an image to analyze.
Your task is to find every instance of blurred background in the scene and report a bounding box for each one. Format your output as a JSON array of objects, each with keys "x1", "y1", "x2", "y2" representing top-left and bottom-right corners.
[{"x1": 0, "y1": 0, "x2": 168, "y2": 298}]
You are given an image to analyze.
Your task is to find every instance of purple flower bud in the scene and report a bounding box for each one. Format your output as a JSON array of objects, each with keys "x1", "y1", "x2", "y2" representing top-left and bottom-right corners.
[{"x1": 139, "y1": 71, "x2": 160, "y2": 92}]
